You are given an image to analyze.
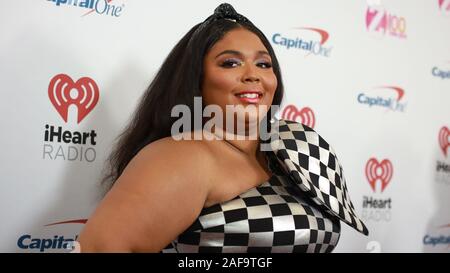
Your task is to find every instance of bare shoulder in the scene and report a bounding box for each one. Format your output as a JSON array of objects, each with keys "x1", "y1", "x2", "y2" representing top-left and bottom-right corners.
[
  {"x1": 77, "y1": 136, "x2": 217, "y2": 252},
  {"x1": 138, "y1": 134, "x2": 216, "y2": 167}
]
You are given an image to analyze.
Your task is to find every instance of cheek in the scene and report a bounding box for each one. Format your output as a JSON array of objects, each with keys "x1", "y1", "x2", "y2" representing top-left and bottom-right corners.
[
  {"x1": 203, "y1": 69, "x2": 237, "y2": 104},
  {"x1": 264, "y1": 73, "x2": 278, "y2": 99},
  {"x1": 206, "y1": 69, "x2": 236, "y2": 91}
]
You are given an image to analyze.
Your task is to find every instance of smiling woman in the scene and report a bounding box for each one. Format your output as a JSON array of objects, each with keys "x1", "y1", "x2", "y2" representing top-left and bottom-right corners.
[
  {"x1": 202, "y1": 28, "x2": 277, "y2": 134},
  {"x1": 77, "y1": 3, "x2": 368, "y2": 253}
]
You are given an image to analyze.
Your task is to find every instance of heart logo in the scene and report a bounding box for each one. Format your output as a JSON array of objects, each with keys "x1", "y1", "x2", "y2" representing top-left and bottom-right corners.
[
  {"x1": 281, "y1": 104, "x2": 316, "y2": 128},
  {"x1": 48, "y1": 74, "x2": 99, "y2": 123},
  {"x1": 365, "y1": 158, "x2": 393, "y2": 193},
  {"x1": 439, "y1": 126, "x2": 449, "y2": 157}
]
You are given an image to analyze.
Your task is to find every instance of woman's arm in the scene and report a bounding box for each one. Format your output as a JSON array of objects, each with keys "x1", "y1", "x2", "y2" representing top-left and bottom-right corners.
[{"x1": 77, "y1": 137, "x2": 214, "y2": 252}]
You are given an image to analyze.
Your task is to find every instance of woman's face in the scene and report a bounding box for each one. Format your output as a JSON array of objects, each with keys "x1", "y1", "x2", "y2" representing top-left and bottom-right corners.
[{"x1": 202, "y1": 28, "x2": 278, "y2": 132}]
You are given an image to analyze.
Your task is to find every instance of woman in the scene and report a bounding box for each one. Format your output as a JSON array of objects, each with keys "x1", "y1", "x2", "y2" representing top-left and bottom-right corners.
[{"x1": 78, "y1": 3, "x2": 368, "y2": 253}]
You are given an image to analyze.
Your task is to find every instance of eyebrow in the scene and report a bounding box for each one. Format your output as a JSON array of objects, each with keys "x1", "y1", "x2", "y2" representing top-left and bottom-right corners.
[{"x1": 214, "y1": 50, "x2": 271, "y2": 59}]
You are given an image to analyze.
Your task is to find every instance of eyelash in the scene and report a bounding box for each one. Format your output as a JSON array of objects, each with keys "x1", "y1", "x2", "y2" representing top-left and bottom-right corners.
[{"x1": 220, "y1": 59, "x2": 272, "y2": 69}]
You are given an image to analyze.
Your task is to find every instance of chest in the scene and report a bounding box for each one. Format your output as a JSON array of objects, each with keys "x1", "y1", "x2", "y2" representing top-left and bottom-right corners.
[
  {"x1": 165, "y1": 175, "x2": 341, "y2": 253},
  {"x1": 204, "y1": 158, "x2": 271, "y2": 208}
]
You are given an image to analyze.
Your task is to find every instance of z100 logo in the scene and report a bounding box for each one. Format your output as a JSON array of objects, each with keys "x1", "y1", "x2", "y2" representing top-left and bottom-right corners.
[
  {"x1": 357, "y1": 86, "x2": 407, "y2": 112},
  {"x1": 281, "y1": 104, "x2": 316, "y2": 129},
  {"x1": 439, "y1": 0, "x2": 450, "y2": 16},
  {"x1": 43, "y1": 74, "x2": 99, "y2": 162},
  {"x1": 361, "y1": 158, "x2": 393, "y2": 222},
  {"x1": 365, "y1": 5, "x2": 406, "y2": 39},
  {"x1": 47, "y1": 0, "x2": 125, "y2": 17}
]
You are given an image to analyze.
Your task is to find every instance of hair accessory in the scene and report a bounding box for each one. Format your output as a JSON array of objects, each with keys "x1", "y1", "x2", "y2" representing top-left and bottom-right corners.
[{"x1": 212, "y1": 3, "x2": 249, "y2": 23}]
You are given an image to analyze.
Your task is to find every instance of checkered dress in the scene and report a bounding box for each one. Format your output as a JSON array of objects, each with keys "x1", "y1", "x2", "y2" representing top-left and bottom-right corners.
[{"x1": 161, "y1": 119, "x2": 368, "y2": 253}]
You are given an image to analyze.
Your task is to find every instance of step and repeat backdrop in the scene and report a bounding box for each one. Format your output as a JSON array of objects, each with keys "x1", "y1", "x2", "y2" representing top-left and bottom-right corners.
[{"x1": 0, "y1": 0, "x2": 449, "y2": 252}]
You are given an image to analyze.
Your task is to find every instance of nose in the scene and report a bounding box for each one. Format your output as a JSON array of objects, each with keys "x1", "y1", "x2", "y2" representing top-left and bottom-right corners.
[{"x1": 241, "y1": 64, "x2": 260, "y2": 83}]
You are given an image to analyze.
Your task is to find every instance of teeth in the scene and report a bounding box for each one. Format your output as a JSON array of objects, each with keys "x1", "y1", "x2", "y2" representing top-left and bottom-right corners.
[{"x1": 237, "y1": 93, "x2": 259, "y2": 99}]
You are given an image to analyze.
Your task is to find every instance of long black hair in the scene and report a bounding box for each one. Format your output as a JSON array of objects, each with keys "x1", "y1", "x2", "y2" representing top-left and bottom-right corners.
[{"x1": 102, "y1": 4, "x2": 284, "y2": 190}]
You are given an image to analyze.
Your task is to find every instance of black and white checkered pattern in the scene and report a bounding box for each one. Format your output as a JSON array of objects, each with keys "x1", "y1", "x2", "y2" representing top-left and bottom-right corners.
[
  {"x1": 162, "y1": 172, "x2": 341, "y2": 253},
  {"x1": 161, "y1": 118, "x2": 367, "y2": 253},
  {"x1": 269, "y1": 119, "x2": 368, "y2": 235}
]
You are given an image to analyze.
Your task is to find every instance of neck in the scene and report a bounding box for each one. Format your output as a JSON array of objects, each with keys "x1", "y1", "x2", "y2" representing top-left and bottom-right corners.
[
  {"x1": 223, "y1": 137, "x2": 260, "y2": 158},
  {"x1": 210, "y1": 125, "x2": 268, "y2": 171}
]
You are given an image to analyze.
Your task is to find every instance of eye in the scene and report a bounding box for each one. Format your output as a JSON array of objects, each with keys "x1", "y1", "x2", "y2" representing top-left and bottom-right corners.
[
  {"x1": 256, "y1": 61, "x2": 272, "y2": 69},
  {"x1": 220, "y1": 58, "x2": 242, "y2": 68}
]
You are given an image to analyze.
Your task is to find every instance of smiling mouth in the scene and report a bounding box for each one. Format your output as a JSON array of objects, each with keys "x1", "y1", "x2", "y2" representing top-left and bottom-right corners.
[{"x1": 234, "y1": 91, "x2": 263, "y2": 104}]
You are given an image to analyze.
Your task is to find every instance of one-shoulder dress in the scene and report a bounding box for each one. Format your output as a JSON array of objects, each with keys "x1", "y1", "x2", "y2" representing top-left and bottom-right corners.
[{"x1": 161, "y1": 119, "x2": 368, "y2": 253}]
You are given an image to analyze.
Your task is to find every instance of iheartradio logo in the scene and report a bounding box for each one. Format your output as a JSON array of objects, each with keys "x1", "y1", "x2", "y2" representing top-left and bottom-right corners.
[
  {"x1": 365, "y1": 158, "x2": 393, "y2": 193},
  {"x1": 281, "y1": 104, "x2": 315, "y2": 128},
  {"x1": 439, "y1": 126, "x2": 449, "y2": 157},
  {"x1": 48, "y1": 74, "x2": 99, "y2": 124}
]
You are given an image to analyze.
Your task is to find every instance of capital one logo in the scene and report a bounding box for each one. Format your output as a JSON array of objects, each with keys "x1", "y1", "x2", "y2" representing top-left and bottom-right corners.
[
  {"x1": 17, "y1": 218, "x2": 87, "y2": 252},
  {"x1": 365, "y1": 158, "x2": 393, "y2": 192},
  {"x1": 439, "y1": 0, "x2": 450, "y2": 15},
  {"x1": 423, "y1": 223, "x2": 450, "y2": 249},
  {"x1": 271, "y1": 27, "x2": 333, "y2": 57},
  {"x1": 431, "y1": 63, "x2": 450, "y2": 79},
  {"x1": 47, "y1": 0, "x2": 125, "y2": 18},
  {"x1": 281, "y1": 104, "x2": 315, "y2": 128},
  {"x1": 48, "y1": 74, "x2": 99, "y2": 124},
  {"x1": 439, "y1": 126, "x2": 449, "y2": 157},
  {"x1": 295, "y1": 27, "x2": 329, "y2": 44},
  {"x1": 294, "y1": 27, "x2": 330, "y2": 58},
  {"x1": 357, "y1": 85, "x2": 407, "y2": 112},
  {"x1": 366, "y1": 6, "x2": 406, "y2": 38}
]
